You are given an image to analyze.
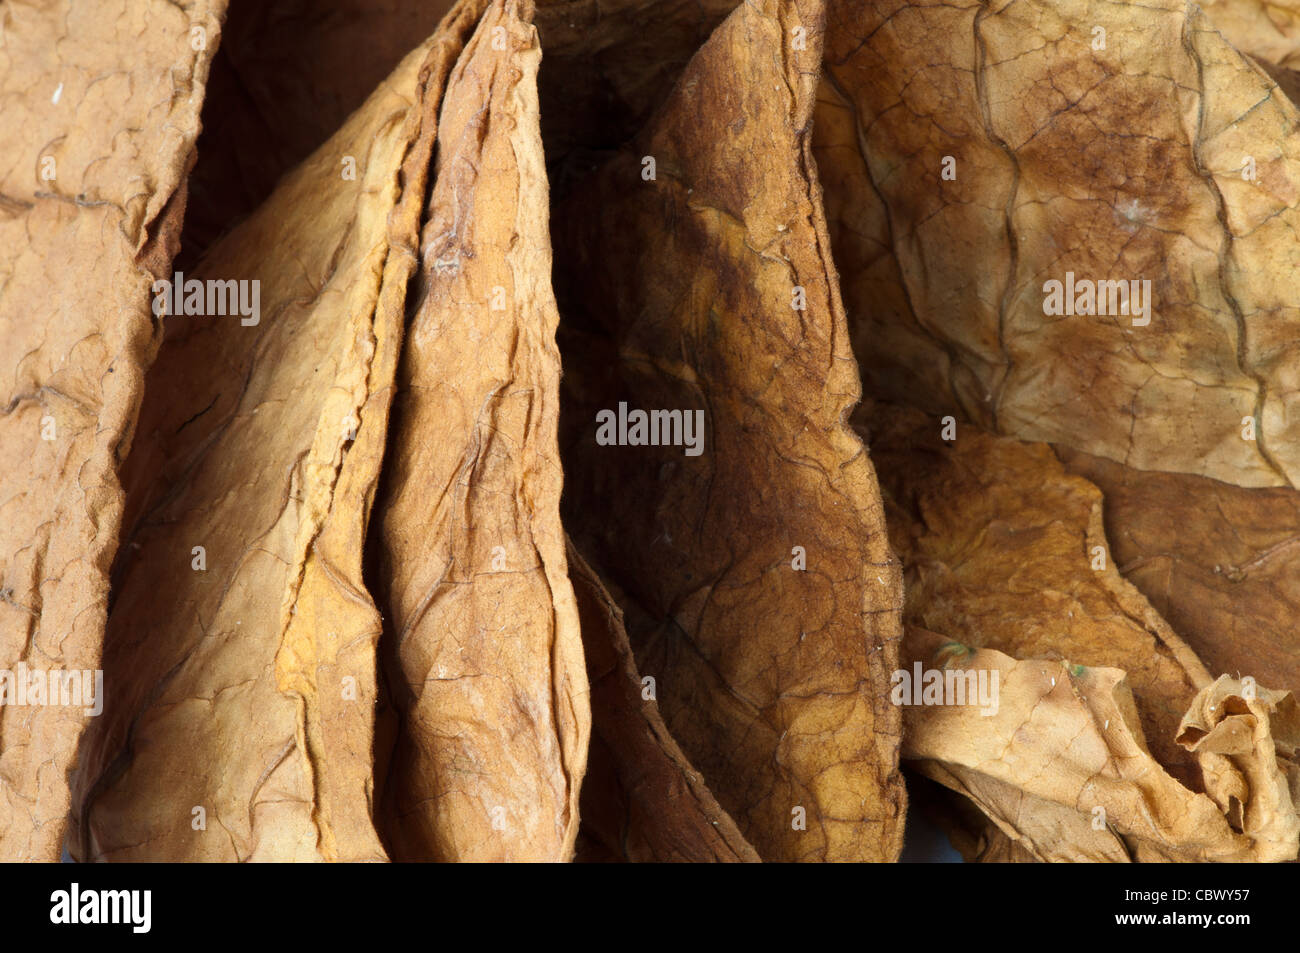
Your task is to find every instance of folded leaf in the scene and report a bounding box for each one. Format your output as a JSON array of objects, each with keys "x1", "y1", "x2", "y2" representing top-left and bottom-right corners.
[
  {"x1": 69, "y1": 7, "x2": 484, "y2": 860},
  {"x1": 903, "y1": 627, "x2": 1300, "y2": 861},
  {"x1": 553, "y1": 0, "x2": 907, "y2": 861},
  {"x1": 533, "y1": 0, "x2": 739, "y2": 196},
  {"x1": 369, "y1": 0, "x2": 590, "y2": 862},
  {"x1": 568, "y1": 544, "x2": 759, "y2": 863},
  {"x1": 181, "y1": 0, "x2": 459, "y2": 260},
  {"x1": 1177, "y1": 675, "x2": 1300, "y2": 843},
  {"x1": 903, "y1": 770, "x2": 1039, "y2": 862},
  {"x1": 0, "y1": 0, "x2": 225, "y2": 861}
]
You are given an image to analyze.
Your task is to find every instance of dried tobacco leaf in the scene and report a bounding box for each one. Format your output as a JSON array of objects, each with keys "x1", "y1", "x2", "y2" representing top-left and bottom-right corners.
[
  {"x1": 0, "y1": 0, "x2": 225, "y2": 861},
  {"x1": 1176, "y1": 675, "x2": 1300, "y2": 840},
  {"x1": 1058, "y1": 448, "x2": 1300, "y2": 695},
  {"x1": 69, "y1": 6, "x2": 486, "y2": 860},
  {"x1": 568, "y1": 544, "x2": 759, "y2": 863},
  {"x1": 1200, "y1": 0, "x2": 1300, "y2": 70},
  {"x1": 1196, "y1": 0, "x2": 1300, "y2": 140},
  {"x1": 533, "y1": 0, "x2": 739, "y2": 196},
  {"x1": 903, "y1": 769, "x2": 1039, "y2": 862},
  {"x1": 902, "y1": 627, "x2": 1300, "y2": 861},
  {"x1": 961, "y1": 826, "x2": 1040, "y2": 863},
  {"x1": 817, "y1": 0, "x2": 1300, "y2": 488},
  {"x1": 861, "y1": 402, "x2": 1211, "y2": 781},
  {"x1": 553, "y1": 0, "x2": 907, "y2": 862},
  {"x1": 181, "y1": 0, "x2": 459, "y2": 261},
  {"x1": 1256, "y1": 59, "x2": 1300, "y2": 105},
  {"x1": 369, "y1": 0, "x2": 590, "y2": 862}
]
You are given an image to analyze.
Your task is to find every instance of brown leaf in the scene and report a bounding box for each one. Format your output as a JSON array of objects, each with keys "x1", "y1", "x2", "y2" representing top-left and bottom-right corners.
[
  {"x1": 1200, "y1": 0, "x2": 1300, "y2": 70},
  {"x1": 1253, "y1": 57, "x2": 1300, "y2": 106},
  {"x1": 817, "y1": 0, "x2": 1300, "y2": 488},
  {"x1": 0, "y1": 0, "x2": 225, "y2": 861},
  {"x1": 862, "y1": 402, "x2": 1211, "y2": 781},
  {"x1": 1177, "y1": 675, "x2": 1300, "y2": 844},
  {"x1": 69, "y1": 6, "x2": 485, "y2": 860},
  {"x1": 1058, "y1": 447, "x2": 1300, "y2": 695},
  {"x1": 533, "y1": 0, "x2": 740, "y2": 197},
  {"x1": 568, "y1": 544, "x2": 759, "y2": 863},
  {"x1": 903, "y1": 627, "x2": 1300, "y2": 861},
  {"x1": 553, "y1": 0, "x2": 907, "y2": 861},
  {"x1": 903, "y1": 770, "x2": 1038, "y2": 862},
  {"x1": 180, "y1": 0, "x2": 459, "y2": 262},
  {"x1": 965, "y1": 826, "x2": 1041, "y2": 863},
  {"x1": 369, "y1": 0, "x2": 590, "y2": 862}
]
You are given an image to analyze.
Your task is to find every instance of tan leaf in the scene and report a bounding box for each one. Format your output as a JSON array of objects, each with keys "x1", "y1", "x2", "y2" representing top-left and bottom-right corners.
[
  {"x1": 1253, "y1": 58, "x2": 1300, "y2": 105},
  {"x1": 181, "y1": 0, "x2": 459, "y2": 259},
  {"x1": 904, "y1": 770, "x2": 1039, "y2": 862},
  {"x1": 861, "y1": 402, "x2": 1211, "y2": 781},
  {"x1": 568, "y1": 544, "x2": 759, "y2": 863},
  {"x1": 903, "y1": 627, "x2": 1300, "y2": 861},
  {"x1": 0, "y1": 0, "x2": 225, "y2": 862},
  {"x1": 1059, "y1": 448, "x2": 1300, "y2": 695},
  {"x1": 553, "y1": 0, "x2": 907, "y2": 861},
  {"x1": 817, "y1": 0, "x2": 1300, "y2": 488},
  {"x1": 1200, "y1": 0, "x2": 1300, "y2": 70},
  {"x1": 1177, "y1": 675, "x2": 1300, "y2": 844},
  {"x1": 370, "y1": 0, "x2": 590, "y2": 862},
  {"x1": 69, "y1": 5, "x2": 488, "y2": 861},
  {"x1": 533, "y1": 0, "x2": 740, "y2": 195}
]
